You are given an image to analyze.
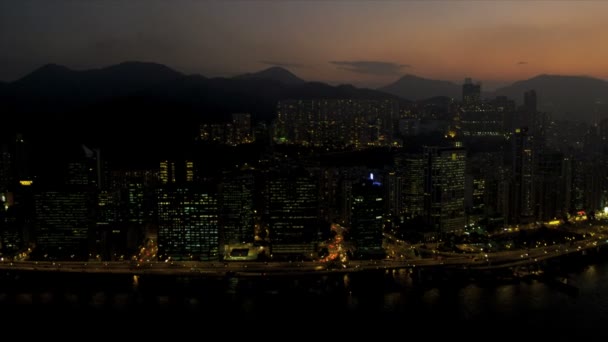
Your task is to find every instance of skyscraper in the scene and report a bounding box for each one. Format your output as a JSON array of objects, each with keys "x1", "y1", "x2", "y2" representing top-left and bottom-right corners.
[
  {"x1": 510, "y1": 127, "x2": 535, "y2": 223},
  {"x1": 462, "y1": 78, "x2": 481, "y2": 107},
  {"x1": 350, "y1": 174, "x2": 385, "y2": 258},
  {"x1": 265, "y1": 166, "x2": 319, "y2": 258},
  {"x1": 157, "y1": 184, "x2": 219, "y2": 261},
  {"x1": 232, "y1": 113, "x2": 253, "y2": 144},
  {"x1": 34, "y1": 191, "x2": 92, "y2": 260},
  {"x1": 219, "y1": 170, "x2": 255, "y2": 247},
  {"x1": 157, "y1": 157, "x2": 218, "y2": 261},
  {"x1": 424, "y1": 146, "x2": 466, "y2": 232}
]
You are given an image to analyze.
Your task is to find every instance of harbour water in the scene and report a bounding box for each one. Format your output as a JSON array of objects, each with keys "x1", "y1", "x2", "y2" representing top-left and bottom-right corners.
[{"x1": 2, "y1": 253, "x2": 608, "y2": 337}]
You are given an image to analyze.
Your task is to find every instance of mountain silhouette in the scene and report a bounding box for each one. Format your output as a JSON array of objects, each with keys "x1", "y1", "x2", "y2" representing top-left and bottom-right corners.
[
  {"x1": 11, "y1": 61, "x2": 183, "y2": 100},
  {"x1": 379, "y1": 74, "x2": 461, "y2": 101},
  {"x1": 493, "y1": 74, "x2": 608, "y2": 121},
  {"x1": 0, "y1": 62, "x2": 398, "y2": 166},
  {"x1": 235, "y1": 66, "x2": 305, "y2": 85}
]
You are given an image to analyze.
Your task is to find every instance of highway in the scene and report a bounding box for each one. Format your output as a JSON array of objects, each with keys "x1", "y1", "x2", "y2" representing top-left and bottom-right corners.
[{"x1": 1, "y1": 235, "x2": 606, "y2": 277}]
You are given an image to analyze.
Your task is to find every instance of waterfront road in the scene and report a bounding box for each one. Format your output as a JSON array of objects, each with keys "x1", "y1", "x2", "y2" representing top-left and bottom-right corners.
[{"x1": 1, "y1": 237, "x2": 606, "y2": 277}]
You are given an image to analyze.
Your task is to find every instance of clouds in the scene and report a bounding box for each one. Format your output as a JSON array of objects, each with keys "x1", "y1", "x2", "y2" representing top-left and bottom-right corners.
[
  {"x1": 259, "y1": 60, "x2": 305, "y2": 68},
  {"x1": 329, "y1": 60, "x2": 410, "y2": 75}
]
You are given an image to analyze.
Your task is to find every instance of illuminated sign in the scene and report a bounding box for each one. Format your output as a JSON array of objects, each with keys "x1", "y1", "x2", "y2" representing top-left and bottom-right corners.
[{"x1": 19, "y1": 180, "x2": 33, "y2": 186}]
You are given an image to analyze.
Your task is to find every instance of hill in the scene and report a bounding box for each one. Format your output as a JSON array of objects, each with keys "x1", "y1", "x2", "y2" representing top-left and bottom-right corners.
[{"x1": 379, "y1": 74, "x2": 461, "y2": 101}]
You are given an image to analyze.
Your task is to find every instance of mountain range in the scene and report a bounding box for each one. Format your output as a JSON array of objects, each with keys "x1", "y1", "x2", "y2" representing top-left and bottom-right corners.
[
  {"x1": 2, "y1": 61, "x2": 607, "y2": 166},
  {"x1": 379, "y1": 74, "x2": 462, "y2": 101},
  {"x1": 0, "y1": 62, "x2": 400, "y2": 165},
  {"x1": 493, "y1": 74, "x2": 608, "y2": 121},
  {"x1": 379, "y1": 73, "x2": 608, "y2": 122},
  {"x1": 234, "y1": 66, "x2": 305, "y2": 85}
]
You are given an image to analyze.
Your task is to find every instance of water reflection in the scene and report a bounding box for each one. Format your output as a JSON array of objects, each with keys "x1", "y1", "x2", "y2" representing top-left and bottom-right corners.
[{"x1": 1, "y1": 256, "x2": 608, "y2": 333}]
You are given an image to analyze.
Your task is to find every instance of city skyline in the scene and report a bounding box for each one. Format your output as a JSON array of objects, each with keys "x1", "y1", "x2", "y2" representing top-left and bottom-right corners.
[
  {"x1": 5, "y1": 1, "x2": 608, "y2": 328},
  {"x1": 1, "y1": 1, "x2": 608, "y2": 89}
]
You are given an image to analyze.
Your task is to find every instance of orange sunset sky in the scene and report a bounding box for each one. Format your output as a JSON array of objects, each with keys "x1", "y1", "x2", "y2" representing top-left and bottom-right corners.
[{"x1": 1, "y1": 1, "x2": 607, "y2": 89}]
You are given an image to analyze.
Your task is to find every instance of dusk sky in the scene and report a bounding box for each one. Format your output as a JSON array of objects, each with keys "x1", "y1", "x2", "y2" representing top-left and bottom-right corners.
[{"x1": 1, "y1": 1, "x2": 608, "y2": 89}]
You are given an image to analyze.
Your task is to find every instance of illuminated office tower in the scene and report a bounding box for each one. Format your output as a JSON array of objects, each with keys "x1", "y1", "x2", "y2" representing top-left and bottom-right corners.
[
  {"x1": 568, "y1": 156, "x2": 603, "y2": 213},
  {"x1": 157, "y1": 184, "x2": 219, "y2": 261},
  {"x1": 350, "y1": 174, "x2": 385, "y2": 258},
  {"x1": 160, "y1": 160, "x2": 195, "y2": 184},
  {"x1": 511, "y1": 90, "x2": 547, "y2": 154},
  {"x1": 510, "y1": 127, "x2": 535, "y2": 223},
  {"x1": 21, "y1": 143, "x2": 101, "y2": 260},
  {"x1": 459, "y1": 79, "x2": 511, "y2": 139},
  {"x1": 424, "y1": 146, "x2": 466, "y2": 232},
  {"x1": 396, "y1": 153, "x2": 425, "y2": 220},
  {"x1": 311, "y1": 166, "x2": 341, "y2": 225},
  {"x1": 465, "y1": 152, "x2": 507, "y2": 227},
  {"x1": 219, "y1": 170, "x2": 254, "y2": 246},
  {"x1": 265, "y1": 167, "x2": 319, "y2": 257},
  {"x1": 459, "y1": 105, "x2": 506, "y2": 138},
  {"x1": 386, "y1": 171, "x2": 401, "y2": 217},
  {"x1": 34, "y1": 191, "x2": 92, "y2": 259},
  {"x1": 535, "y1": 151, "x2": 569, "y2": 221},
  {"x1": 160, "y1": 160, "x2": 176, "y2": 184},
  {"x1": 94, "y1": 169, "x2": 158, "y2": 260}
]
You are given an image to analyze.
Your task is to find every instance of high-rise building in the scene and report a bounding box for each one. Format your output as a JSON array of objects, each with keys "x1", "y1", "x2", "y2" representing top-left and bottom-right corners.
[
  {"x1": 158, "y1": 157, "x2": 217, "y2": 261},
  {"x1": 509, "y1": 127, "x2": 535, "y2": 223},
  {"x1": 464, "y1": 152, "x2": 508, "y2": 228},
  {"x1": 396, "y1": 152, "x2": 425, "y2": 221},
  {"x1": 535, "y1": 151, "x2": 568, "y2": 221},
  {"x1": 232, "y1": 113, "x2": 253, "y2": 144},
  {"x1": 34, "y1": 191, "x2": 92, "y2": 260},
  {"x1": 386, "y1": 171, "x2": 401, "y2": 218},
  {"x1": 94, "y1": 169, "x2": 158, "y2": 260},
  {"x1": 316, "y1": 167, "x2": 341, "y2": 224},
  {"x1": 157, "y1": 184, "x2": 219, "y2": 261},
  {"x1": 350, "y1": 175, "x2": 385, "y2": 258},
  {"x1": 219, "y1": 170, "x2": 255, "y2": 247},
  {"x1": 265, "y1": 166, "x2": 319, "y2": 258},
  {"x1": 462, "y1": 78, "x2": 481, "y2": 107},
  {"x1": 160, "y1": 160, "x2": 195, "y2": 184},
  {"x1": 424, "y1": 146, "x2": 466, "y2": 232},
  {"x1": 29, "y1": 143, "x2": 100, "y2": 260}
]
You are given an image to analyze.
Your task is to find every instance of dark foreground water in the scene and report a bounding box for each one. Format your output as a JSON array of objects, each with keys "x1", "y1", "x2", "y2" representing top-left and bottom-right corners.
[{"x1": 2, "y1": 253, "x2": 608, "y2": 337}]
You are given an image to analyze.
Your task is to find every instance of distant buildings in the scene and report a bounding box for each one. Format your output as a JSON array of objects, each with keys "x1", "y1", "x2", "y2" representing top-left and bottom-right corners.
[
  {"x1": 274, "y1": 99, "x2": 399, "y2": 149},
  {"x1": 199, "y1": 113, "x2": 254, "y2": 145},
  {"x1": 2, "y1": 86, "x2": 607, "y2": 263}
]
